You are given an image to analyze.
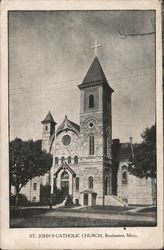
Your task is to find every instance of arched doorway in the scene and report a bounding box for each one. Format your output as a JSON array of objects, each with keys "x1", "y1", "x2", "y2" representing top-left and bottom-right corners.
[{"x1": 61, "y1": 171, "x2": 69, "y2": 196}]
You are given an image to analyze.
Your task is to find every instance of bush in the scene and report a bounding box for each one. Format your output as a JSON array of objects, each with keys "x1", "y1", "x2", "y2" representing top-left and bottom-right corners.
[
  {"x1": 65, "y1": 195, "x2": 73, "y2": 207},
  {"x1": 10, "y1": 193, "x2": 30, "y2": 206},
  {"x1": 47, "y1": 187, "x2": 66, "y2": 205}
]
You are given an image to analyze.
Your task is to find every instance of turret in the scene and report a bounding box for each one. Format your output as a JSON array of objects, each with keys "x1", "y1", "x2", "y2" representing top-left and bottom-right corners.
[{"x1": 41, "y1": 111, "x2": 57, "y2": 152}]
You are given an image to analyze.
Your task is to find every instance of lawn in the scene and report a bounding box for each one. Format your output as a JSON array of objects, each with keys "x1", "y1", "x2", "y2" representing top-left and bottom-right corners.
[
  {"x1": 10, "y1": 208, "x2": 49, "y2": 218},
  {"x1": 10, "y1": 205, "x2": 157, "y2": 228},
  {"x1": 79, "y1": 205, "x2": 134, "y2": 213},
  {"x1": 53, "y1": 205, "x2": 134, "y2": 214},
  {"x1": 10, "y1": 205, "x2": 133, "y2": 219},
  {"x1": 10, "y1": 215, "x2": 156, "y2": 228},
  {"x1": 10, "y1": 207, "x2": 157, "y2": 228}
]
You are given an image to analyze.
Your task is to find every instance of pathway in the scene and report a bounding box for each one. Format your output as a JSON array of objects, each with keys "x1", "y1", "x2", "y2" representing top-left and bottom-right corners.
[{"x1": 124, "y1": 205, "x2": 156, "y2": 213}]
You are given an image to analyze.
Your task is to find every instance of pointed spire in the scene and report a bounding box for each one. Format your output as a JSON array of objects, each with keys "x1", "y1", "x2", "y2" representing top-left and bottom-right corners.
[
  {"x1": 82, "y1": 56, "x2": 107, "y2": 85},
  {"x1": 41, "y1": 111, "x2": 57, "y2": 124},
  {"x1": 78, "y1": 56, "x2": 114, "y2": 92}
]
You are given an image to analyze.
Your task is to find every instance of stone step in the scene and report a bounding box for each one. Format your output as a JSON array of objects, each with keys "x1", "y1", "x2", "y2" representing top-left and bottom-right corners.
[{"x1": 104, "y1": 195, "x2": 125, "y2": 207}]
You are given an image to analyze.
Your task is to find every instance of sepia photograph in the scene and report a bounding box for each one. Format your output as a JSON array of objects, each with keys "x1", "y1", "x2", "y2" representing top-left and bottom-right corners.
[{"x1": 8, "y1": 9, "x2": 157, "y2": 228}]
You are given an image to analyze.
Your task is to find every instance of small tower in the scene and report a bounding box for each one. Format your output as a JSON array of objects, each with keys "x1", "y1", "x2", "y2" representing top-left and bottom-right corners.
[{"x1": 41, "y1": 111, "x2": 57, "y2": 152}]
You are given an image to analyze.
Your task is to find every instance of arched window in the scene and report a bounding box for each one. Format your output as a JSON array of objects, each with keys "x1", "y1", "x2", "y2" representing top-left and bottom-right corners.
[
  {"x1": 61, "y1": 171, "x2": 69, "y2": 179},
  {"x1": 89, "y1": 135, "x2": 94, "y2": 155},
  {"x1": 74, "y1": 156, "x2": 78, "y2": 164},
  {"x1": 122, "y1": 165, "x2": 128, "y2": 171},
  {"x1": 122, "y1": 172, "x2": 128, "y2": 185},
  {"x1": 61, "y1": 157, "x2": 65, "y2": 164},
  {"x1": 89, "y1": 95, "x2": 94, "y2": 108},
  {"x1": 45, "y1": 125, "x2": 48, "y2": 131},
  {"x1": 32, "y1": 197, "x2": 36, "y2": 202},
  {"x1": 75, "y1": 177, "x2": 79, "y2": 191},
  {"x1": 55, "y1": 157, "x2": 58, "y2": 164},
  {"x1": 68, "y1": 156, "x2": 71, "y2": 164},
  {"x1": 88, "y1": 176, "x2": 93, "y2": 189}
]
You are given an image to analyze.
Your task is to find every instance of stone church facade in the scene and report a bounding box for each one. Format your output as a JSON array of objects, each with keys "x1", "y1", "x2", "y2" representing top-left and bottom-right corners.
[{"x1": 21, "y1": 56, "x2": 156, "y2": 206}]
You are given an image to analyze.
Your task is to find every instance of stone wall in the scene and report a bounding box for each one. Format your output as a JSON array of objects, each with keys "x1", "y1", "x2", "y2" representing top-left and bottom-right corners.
[
  {"x1": 117, "y1": 161, "x2": 156, "y2": 205},
  {"x1": 21, "y1": 176, "x2": 41, "y2": 202},
  {"x1": 54, "y1": 130, "x2": 80, "y2": 163}
]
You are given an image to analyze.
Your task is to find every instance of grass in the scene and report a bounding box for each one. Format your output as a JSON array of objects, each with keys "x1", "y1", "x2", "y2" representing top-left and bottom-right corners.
[
  {"x1": 80, "y1": 205, "x2": 134, "y2": 213},
  {"x1": 10, "y1": 208, "x2": 50, "y2": 218},
  {"x1": 10, "y1": 215, "x2": 157, "y2": 228},
  {"x1": 53, "y1": 205, "x2": 134, "y2": 214},
  {"x1": 10, "y1": 205, "x2": 157, "y2": 219},
  {"x1": 10, "y1": 206, "x2": 157, "y2": 228}
]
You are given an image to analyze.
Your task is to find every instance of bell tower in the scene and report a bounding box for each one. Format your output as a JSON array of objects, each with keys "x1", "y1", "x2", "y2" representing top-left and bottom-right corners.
[
  {"x1": 41, "y1": 111, "x2": 57, "y2": 152},
  {"x1": 78, "y1": 56, "x2": 114, "y2": 159},
  {"x1": 78, "y1": 51, "x2": 114, "y2": 205}
]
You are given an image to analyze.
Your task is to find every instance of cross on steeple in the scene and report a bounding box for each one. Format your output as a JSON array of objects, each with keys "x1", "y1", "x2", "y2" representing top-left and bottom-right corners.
[{"x1": 91, "y1": 40, "x2": 102, "y2": 56}]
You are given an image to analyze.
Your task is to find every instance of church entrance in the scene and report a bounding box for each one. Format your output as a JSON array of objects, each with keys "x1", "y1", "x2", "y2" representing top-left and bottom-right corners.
[{"x1": 61, "y1": 171, "x2": 69, "y2": 197}]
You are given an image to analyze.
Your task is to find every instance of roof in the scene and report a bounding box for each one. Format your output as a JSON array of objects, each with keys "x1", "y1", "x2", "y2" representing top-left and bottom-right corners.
[
  {"x1": 119, "y1": 143, "x2": 133, "y2": 161},
  {"x1": 78, "y1": 56, "x2": 114, "y2": 92},
  {"x1": 41, "y1": 111, "x2": 56, "y2": 124},
  {"x1": 54, "y1": 162, "x2": 76, "y2": 177},
  {"x1": 56, "y1": 115, "x2": 80, "y2": 135},
  {"x1": 112, "y1": 141, "x2": 133, "y2": 162}
]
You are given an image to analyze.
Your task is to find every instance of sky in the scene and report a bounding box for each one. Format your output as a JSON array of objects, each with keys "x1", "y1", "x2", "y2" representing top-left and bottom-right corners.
[{"x1": 9, "y1": 10, "x2": 155, "y2": 143}]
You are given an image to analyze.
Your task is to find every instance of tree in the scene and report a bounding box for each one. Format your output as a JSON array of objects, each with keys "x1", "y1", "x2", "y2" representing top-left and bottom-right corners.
[
  {"x1": 129, "y1": 124, "x2": 156, "y2": 178},
  {"x1": 116, "y1": 19, "x2": 155, "y2": 39},
  {"x1": 9, "y1": 138, "x2": 52, "y2": 208}
]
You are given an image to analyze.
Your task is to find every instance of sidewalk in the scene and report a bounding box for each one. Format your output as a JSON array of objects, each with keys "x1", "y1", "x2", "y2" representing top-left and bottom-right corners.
[{"x1": 123, "y1": 205, "x2": 156, "y2": 213}]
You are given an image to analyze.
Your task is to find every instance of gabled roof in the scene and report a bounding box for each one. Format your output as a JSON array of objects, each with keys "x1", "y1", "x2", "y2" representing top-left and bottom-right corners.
[
  {"x1": 112, "y1": 140, "x2": 134, "y2": 162},
  {"x1": 41, "y1": 111, "x2": 56, "y2": 124},
  {"x1": 119, "y1": 143, "x2": 133, "y2": 161},
  {"x1": 56, "y1": 115, "x2": 80, "y2": 135},
  {"x1": 78, "y1": 56, "x2": 114, "y2": 92},
  {"x1": 54, "y1": 162, "x2": 76, "y2": 177}
]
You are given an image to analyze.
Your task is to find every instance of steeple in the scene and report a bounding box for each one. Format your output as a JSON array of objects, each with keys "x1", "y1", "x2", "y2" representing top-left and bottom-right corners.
[
  {"x1": 78, "y1": 56, "x2": 114, "y2": 93},
  {"x1": 41, "y1": 111, "x2": 57, "y2": 124}
]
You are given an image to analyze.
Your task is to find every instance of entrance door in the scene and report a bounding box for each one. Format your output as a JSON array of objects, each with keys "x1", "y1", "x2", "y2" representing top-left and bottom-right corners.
[
  {"x1": 61, "y1": 181, "x2": 69, "y2": 195},
  {"x1": 61, "y1": 171, "x2": 69, "y2": 197},
  {"x1": 84, "y1": 193, "x2": 88, "y2": 205},
  {"x1": 92, "y1": 193, "x2": 96, "y2": 206}
]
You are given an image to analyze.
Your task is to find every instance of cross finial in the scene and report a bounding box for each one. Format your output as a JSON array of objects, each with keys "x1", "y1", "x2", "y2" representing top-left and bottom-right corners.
[{"x1": 91, "y1": 40, "x2": 102, "y2": 56}]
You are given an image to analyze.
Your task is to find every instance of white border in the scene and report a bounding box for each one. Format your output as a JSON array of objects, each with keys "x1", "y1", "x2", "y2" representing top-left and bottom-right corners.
[{"x1": 0, "y1": 0, "x2": 163, "y2": 249}]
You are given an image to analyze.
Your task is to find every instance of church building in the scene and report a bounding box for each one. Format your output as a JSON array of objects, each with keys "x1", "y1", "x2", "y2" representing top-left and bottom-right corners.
[{"x1": 21, "y1": 54, "x2": 156, "y2": 206}]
